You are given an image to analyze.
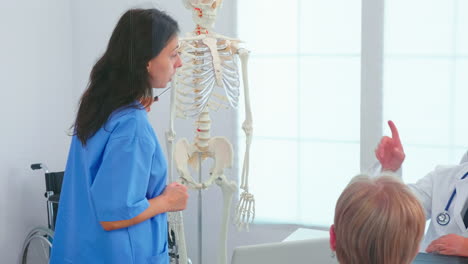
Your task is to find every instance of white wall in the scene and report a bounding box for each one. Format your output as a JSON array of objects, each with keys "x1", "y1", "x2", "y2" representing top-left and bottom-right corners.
[
  {"x1": 0, "y1": 1, "x2": 74, "y2": 263},
  {"x1": 0, "y1": 1, "x2": 295, "y2": 263}
]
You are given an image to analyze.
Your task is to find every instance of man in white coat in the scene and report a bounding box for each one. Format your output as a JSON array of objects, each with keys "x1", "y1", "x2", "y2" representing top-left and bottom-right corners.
[{"x1": 376, "y1": 120, "x2": 468, "y2": 256}]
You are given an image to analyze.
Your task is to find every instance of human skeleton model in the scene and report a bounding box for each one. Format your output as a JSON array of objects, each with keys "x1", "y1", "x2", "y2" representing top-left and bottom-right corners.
[{"x1": 165, "y1": 0, "x2": 255, "y2": 263}]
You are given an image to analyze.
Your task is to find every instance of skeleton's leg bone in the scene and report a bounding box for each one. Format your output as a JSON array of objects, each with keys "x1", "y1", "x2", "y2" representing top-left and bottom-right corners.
[
  {"x1": 166, "y1": 78, "x2": 187, "y2": 263},
  {"x1": 168, "y1": 212, "x2": 188, "y2": 264},
  {"x1": 215, "y1": 175, "x2": 237, "y2": 264}
]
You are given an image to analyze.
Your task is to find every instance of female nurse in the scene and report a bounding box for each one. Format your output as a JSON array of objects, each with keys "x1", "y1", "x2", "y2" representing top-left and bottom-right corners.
[{"x1": 50, "y1": 8, "x2": 187, "y2": 264}]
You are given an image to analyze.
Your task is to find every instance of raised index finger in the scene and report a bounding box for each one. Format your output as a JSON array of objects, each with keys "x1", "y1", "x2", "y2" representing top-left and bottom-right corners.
[{"x1": 388, "y1": 120, "x2": 401, "y2": 145}]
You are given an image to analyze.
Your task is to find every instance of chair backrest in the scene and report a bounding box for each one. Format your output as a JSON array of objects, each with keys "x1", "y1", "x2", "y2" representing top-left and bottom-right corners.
[
  {"x1": 45, "y1": 171, "x2": 64, "y2": 194},
  {"x1": 231, "y1": 238, "x2": 338, "y2": 264}
]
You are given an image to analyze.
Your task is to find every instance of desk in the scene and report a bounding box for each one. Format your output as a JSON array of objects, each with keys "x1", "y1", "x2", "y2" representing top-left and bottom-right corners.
[
  {"x1": 283, "y1": 228, "x2": 329, "y2": 242},
  {"x1": 282, "y1": 228, "x2": 468, "y2": 263},
  {"x1": 413, "y1": 253, "x2": 468, "y2": 263}
]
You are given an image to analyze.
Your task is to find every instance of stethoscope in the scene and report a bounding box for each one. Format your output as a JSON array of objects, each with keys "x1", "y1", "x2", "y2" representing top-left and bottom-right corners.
[{"x1": 436, "y1": 172, "x2": 468, "y2": 226}]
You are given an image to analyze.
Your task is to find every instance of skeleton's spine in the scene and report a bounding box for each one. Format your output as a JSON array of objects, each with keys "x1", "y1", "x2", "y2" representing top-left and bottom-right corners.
[{"x1": 194, "y1": 109, "x2": 211, "y2": 152}]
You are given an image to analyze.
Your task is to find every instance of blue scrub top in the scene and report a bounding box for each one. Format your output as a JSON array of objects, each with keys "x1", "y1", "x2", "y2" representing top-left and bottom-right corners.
[{"x1": 50, "y1": 104, "x2": 168, "y2": 264}]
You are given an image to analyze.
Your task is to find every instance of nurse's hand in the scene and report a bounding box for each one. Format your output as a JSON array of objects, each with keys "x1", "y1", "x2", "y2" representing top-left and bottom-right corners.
[
  {"x1": 161, "y1": 182, "x2": 189, "y2": 212},
  {"x1": 375, "y1": 120, "x2": 405, "y2": 171},
  {"x1": 426, "y1": 234, "x2": 468, "y2": 257}
]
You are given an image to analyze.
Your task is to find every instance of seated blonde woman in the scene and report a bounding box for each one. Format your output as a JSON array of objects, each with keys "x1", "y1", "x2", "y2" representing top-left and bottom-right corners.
[{"x1": 329, "y1": 174, "x2": 426, "y2": 264}]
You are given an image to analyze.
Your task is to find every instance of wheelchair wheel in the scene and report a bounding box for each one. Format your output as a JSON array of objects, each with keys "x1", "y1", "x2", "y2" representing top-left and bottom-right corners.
[{"x1": 20, "y1": 226, "x2": 53, "y2": 264}]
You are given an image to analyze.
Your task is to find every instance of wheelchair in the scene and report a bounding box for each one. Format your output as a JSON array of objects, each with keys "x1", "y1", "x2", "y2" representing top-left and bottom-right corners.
[
  {"x1": 19, "y1": 163, "x2": 189, "y2": 264},
  {"x1": 20, "y1": 163, "x2": 63, "y2": 264}
]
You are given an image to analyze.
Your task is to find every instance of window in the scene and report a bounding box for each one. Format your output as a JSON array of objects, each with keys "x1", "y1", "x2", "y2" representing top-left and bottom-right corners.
[
  {"x1": 237, "y1": 0, "x2": 468, "y2": 228},
  {"x1": 237, "y1": 0, "x2": 362, "y2": 227},
  {"x1": 383, "y1": 0, "x2": 468, "y2": 184}
]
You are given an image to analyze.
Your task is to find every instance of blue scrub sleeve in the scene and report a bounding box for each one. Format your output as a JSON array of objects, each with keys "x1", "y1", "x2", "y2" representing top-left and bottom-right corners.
[{"x1": 90, "y1": 136, "x2": 155, "y2": 222}]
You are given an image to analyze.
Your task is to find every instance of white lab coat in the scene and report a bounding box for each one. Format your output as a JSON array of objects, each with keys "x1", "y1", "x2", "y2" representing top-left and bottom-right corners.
[
  {"x1": 408, "y1": 162, "x2": 468, "y2": 250},
  {"x1": 367, "y1": 159, "x2": 468, "y2": 251},
  {"x1": 460, "y1": 150, "x2": 468, "y2": 164}
]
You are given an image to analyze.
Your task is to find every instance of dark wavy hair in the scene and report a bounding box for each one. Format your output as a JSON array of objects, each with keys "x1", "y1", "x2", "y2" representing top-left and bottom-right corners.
[{"x1": 73, "y1": 8, "x2": 179, "y2": 145}]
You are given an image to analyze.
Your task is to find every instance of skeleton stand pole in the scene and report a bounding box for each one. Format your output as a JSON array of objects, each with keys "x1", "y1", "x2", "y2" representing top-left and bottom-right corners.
[{"x1": 197, "y1": 152, "x2": 203, "y2": 264}]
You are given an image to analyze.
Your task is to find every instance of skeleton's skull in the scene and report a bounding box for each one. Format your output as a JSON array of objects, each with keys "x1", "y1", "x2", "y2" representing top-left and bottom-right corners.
[{"x1": 183, "y1": 0, "x2": 223, "y2": 30}]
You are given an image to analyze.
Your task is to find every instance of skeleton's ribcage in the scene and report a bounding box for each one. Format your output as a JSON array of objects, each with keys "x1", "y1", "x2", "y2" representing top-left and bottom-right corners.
[{"x1": 174, "y1": 38, "x2": 240, "y2": 118}]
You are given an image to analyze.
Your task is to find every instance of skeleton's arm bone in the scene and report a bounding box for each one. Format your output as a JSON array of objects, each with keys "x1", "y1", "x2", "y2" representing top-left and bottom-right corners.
[
  {"x1": 230, "y1": 44, "x2": 256, "y2": 231},
  {"x1": 166, "y1": 79, "x2": 177, "y2": 183},
  {"x1": 234, "y1": 45, "x2": 253, "y2": 191}
]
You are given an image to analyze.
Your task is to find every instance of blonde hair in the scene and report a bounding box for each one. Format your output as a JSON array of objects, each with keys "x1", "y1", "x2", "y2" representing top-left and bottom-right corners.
[{"x1": 333, "y1": 174, "x2": 425, "y2": 264}]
